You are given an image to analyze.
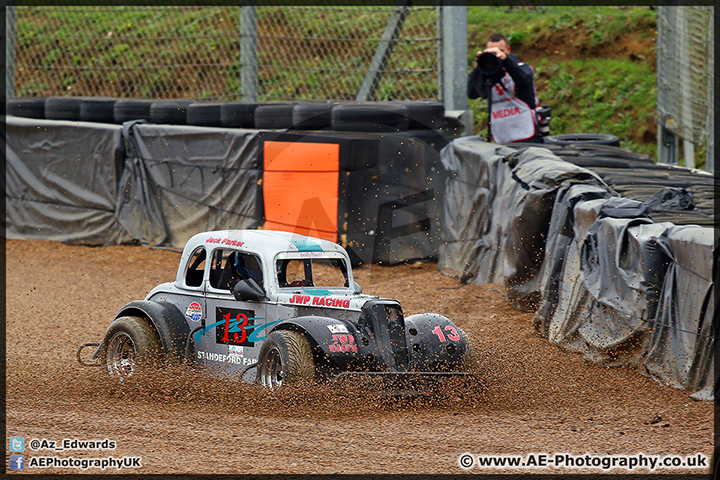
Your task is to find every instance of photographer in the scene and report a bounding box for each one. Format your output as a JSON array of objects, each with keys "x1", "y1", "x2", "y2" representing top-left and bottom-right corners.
[{"x1": 467, "y1": 33, "x2": 542, "y2": 143}]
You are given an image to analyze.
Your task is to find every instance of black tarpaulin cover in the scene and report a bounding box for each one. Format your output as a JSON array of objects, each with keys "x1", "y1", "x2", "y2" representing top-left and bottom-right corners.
[
  {"x1": 578, "y1": 218, "x2": 673, "y2": 352},
  {"x1": 6, "y1": 117, "x2": 264, "y2": 249},
  {"x1": 6, "y1": 116, "x2": 131, "y2": 245},
  {"x1": 439, "y1": 136, "x2": 714, "y2": 398},
  {"x1": 437, "y1": 137, "x2": 514, "y2": 282},
  {"x1": 439, "y1": 136, "x2": 606, "y2": 311},
  {"x1": 118, "y1": 121, "x2": 263, "y2": 247},
  {"x1": 643, "y1": 225, "x2": 715, "y2": 400},
  {"x1": 535, "y1": 183, "x2": 612, "y2": 337}
]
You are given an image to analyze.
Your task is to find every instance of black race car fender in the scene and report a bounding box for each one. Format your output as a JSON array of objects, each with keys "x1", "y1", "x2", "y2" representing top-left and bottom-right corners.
[
  {"x1": 271, "y1": 316, "x2": 360, "y2": 368},
  {"x1": 404, "y1": 313, "x2": 468, "y2": 371},
  {"x1": 110, "y1": 300, "x2": 191, "y2": 362}
]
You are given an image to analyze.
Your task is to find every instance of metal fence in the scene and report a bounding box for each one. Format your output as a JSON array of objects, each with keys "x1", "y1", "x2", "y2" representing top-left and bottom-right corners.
[
  {"x1": 656, "y1": 6, "x2": 714, "y2": 171},
  {"x1": 8, "y1": 5, "x2": 441, "y2": 103}
]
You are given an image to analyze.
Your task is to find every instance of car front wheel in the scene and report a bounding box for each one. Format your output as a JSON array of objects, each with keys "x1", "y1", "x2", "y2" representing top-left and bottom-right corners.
[
  {"x1": 256, "y1": 330, "x2": 315, "y2": 388},
  {"x1": 102, "y1": 316, "x2": 161, "y2": 380}
]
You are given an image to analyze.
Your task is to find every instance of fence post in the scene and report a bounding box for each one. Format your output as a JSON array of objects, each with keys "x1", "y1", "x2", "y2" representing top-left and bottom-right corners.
[
  {"x1": 240, "y1": 5, "x2": 258, "y2": 103},
  {"x1": 707, "y1": 77, "x2": 714, "y2": 173},
  {"x1": 439, "y1": 4, "x2": 470, "y2": 136},
  {"x1": 705, "y1": 10, "x2": 714, "y2": 173},
  {"x1": 5, "y1": 4, "x2": 16, "y2": 100}
]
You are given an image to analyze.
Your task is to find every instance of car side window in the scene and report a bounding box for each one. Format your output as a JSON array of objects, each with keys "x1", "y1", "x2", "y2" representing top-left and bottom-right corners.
[
  {"x1": 209, "y1": 249, "x2": 264, "y2": 291},
  {"x1": 185, "y1": 247, "x2": 206, "y2": 287}
]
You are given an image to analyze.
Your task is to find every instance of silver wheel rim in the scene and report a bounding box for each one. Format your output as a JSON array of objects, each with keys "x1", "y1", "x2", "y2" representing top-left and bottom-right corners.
[
  {"x1": 106, "y1": 331, "x2": 136, "y2": 379},
  {"x1": 259, "y1": 347, "x2": 284, "y2": 388}
]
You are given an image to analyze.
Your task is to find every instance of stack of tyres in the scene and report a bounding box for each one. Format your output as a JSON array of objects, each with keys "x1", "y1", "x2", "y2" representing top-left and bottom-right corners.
[{"x1": 8, "y1": 97, "x2": 449, "y2": 142}]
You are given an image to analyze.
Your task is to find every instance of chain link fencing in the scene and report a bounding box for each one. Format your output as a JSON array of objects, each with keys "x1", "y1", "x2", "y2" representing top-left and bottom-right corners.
[
  {"x1": 656, "y1": 6, "x2": 714, "y2": 170},
  {"x1": 10, "y1": 5, "x2": 439, "y2": 102}
]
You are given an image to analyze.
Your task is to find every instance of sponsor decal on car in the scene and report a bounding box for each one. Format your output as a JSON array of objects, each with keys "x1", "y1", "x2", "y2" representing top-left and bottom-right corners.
[
  {"x1": 327, "y1": 324, "x2": 349, "y2": 334},
  {"x1": 298, "y1": 251, "x2": 323, "y2": 257},
  {"x1": 197, "y1": 350, "x2": 254, "y2": 365},
  {"x1": 185, "y1": 301, "x2": 203, "y2": 322},
  {"x1": 329, "y1": 334, "x2": 357, "y2": 353},
  {"x1": 289, "y1": 294, "x2": 351, "y2": 308}
]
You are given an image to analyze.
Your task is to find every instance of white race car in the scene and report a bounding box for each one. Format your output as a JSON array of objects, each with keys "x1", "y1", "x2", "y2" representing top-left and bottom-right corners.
[{"x1": 78, "y1": 230, "x2": 473, "y2": 390}]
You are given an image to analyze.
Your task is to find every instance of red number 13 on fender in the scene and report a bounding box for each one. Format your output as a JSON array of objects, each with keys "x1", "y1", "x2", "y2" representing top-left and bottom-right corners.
[{"x1": 432, "y1": 325, "x2": 460, "y2": 342}]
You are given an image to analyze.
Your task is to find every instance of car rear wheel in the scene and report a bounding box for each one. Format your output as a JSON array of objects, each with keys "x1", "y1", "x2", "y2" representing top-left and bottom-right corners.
[
  {"x1": 257, "y1": 330, "x2": 315, "y2": 388},
  {"x1": 103, "y1": 316, "x2": 161, "y2": 380}
]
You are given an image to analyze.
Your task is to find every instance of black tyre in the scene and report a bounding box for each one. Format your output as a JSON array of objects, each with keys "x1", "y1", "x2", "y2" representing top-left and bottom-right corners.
[
  {"x1": 150, "y1": 100, "x2": 194, "y2": 125},
  {"x1": 256, "y1": 330, "x2": 315, "y2": 388},
  {"x1": 712, "y1": 440, "x2": 720, "y2": 479},
  {"x1": 254, "y1": 103, "x2": 296, "y2": 129},
  {"x1": 331, "y1": 102, "x2": 410, "y2": 132},
  {"x1": 113, "y1": 99, "x2": 153, "y2": 123},
  {"x1": 292, "y1": 103, "x2": 335, "y2": 130},
  {"x1": 572, "y1": 144, "x2": 653, "y2": 163},
  {"x1": 544, "y1": 133, "x2": 621, "y2": 147},
  {"x1": 102, "y1": 316, "x2": 161, "y2": 380},
  {"x1": 402, "y1": 101, "x2": 445, "y2": 130},
  {"x1": 186, "y1": 101, "x2": 224, "y2": 127},
  {"x1": 8, "y1": 97, "x2": 47, "y2": 118},
  {"x1": 45, "y1": 96, "x2": 83, "y2": 121},
  {"x1": 221, "y1": 102, "x2": 260, "y2": 128},
  {"x1": 401, "y1": 129, "x2": 449, "y2": 152},
  {"x1": 457, "y1": 327, "x2": 476, "y2": 371},
  {"x1": 558, "y1": 155, "x2": 634, "y2": 169},
  {"x1": 79, "y1": 97, "x2": 118, "y2": 123}
]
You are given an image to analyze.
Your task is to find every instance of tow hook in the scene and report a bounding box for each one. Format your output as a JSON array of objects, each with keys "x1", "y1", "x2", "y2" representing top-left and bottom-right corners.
[{"x1": 76, "y1": 342, "x2": 102, "y2": 367}]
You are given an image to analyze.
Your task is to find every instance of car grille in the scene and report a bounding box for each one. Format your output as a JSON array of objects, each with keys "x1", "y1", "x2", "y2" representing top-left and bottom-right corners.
[{"x1": 360, "y1": 301, "x2": 408, "y2": 371}]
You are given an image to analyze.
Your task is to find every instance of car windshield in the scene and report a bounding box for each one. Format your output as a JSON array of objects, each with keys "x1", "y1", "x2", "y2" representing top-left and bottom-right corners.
[{"x1": 275, "y1": 252, "x2": 350, "y2": 289}]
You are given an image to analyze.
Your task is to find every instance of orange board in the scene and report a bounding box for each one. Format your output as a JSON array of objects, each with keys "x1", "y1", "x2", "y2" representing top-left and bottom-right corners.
[{"x1": 263, "y1": 141, "x2": 340, "y2": 241}]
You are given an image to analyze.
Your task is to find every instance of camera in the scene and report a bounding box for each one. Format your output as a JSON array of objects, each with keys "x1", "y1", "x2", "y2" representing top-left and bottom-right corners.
[
  {"x1": 476, "y1": 51, "x2": 504, "y2": 77},
  {"x1": 536, "y1": 105, "x2": 552, "y2": 137}
]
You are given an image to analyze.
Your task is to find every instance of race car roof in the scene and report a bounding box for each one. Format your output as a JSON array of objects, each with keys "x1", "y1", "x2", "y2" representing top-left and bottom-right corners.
[{"x1": 183, "y1": 229, "x2": 346, "y2": 259}]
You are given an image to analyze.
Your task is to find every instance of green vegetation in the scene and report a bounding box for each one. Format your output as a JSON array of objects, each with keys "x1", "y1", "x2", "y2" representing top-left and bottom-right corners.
[
  {"x1": 467, "y1": 6, "x2": 659, "y2": 159},
  {"x1": 14, "y1": 6, "x2": 666, "y2": 161}
]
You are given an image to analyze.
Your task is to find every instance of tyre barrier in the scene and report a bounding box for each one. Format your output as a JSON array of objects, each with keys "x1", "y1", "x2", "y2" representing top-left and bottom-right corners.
[
  {"x1": 502, "y1": 141, "x2": 714, "y2": 227},
  {"x1": 8, "y1": 97, "x2": 47, "y2": 119},
  {"x1": 8, "y1": 96, "x2": 448, "y2": 138},
  {"x1": 259, "y1": 130, "x2": 440, "y2": 265}
]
